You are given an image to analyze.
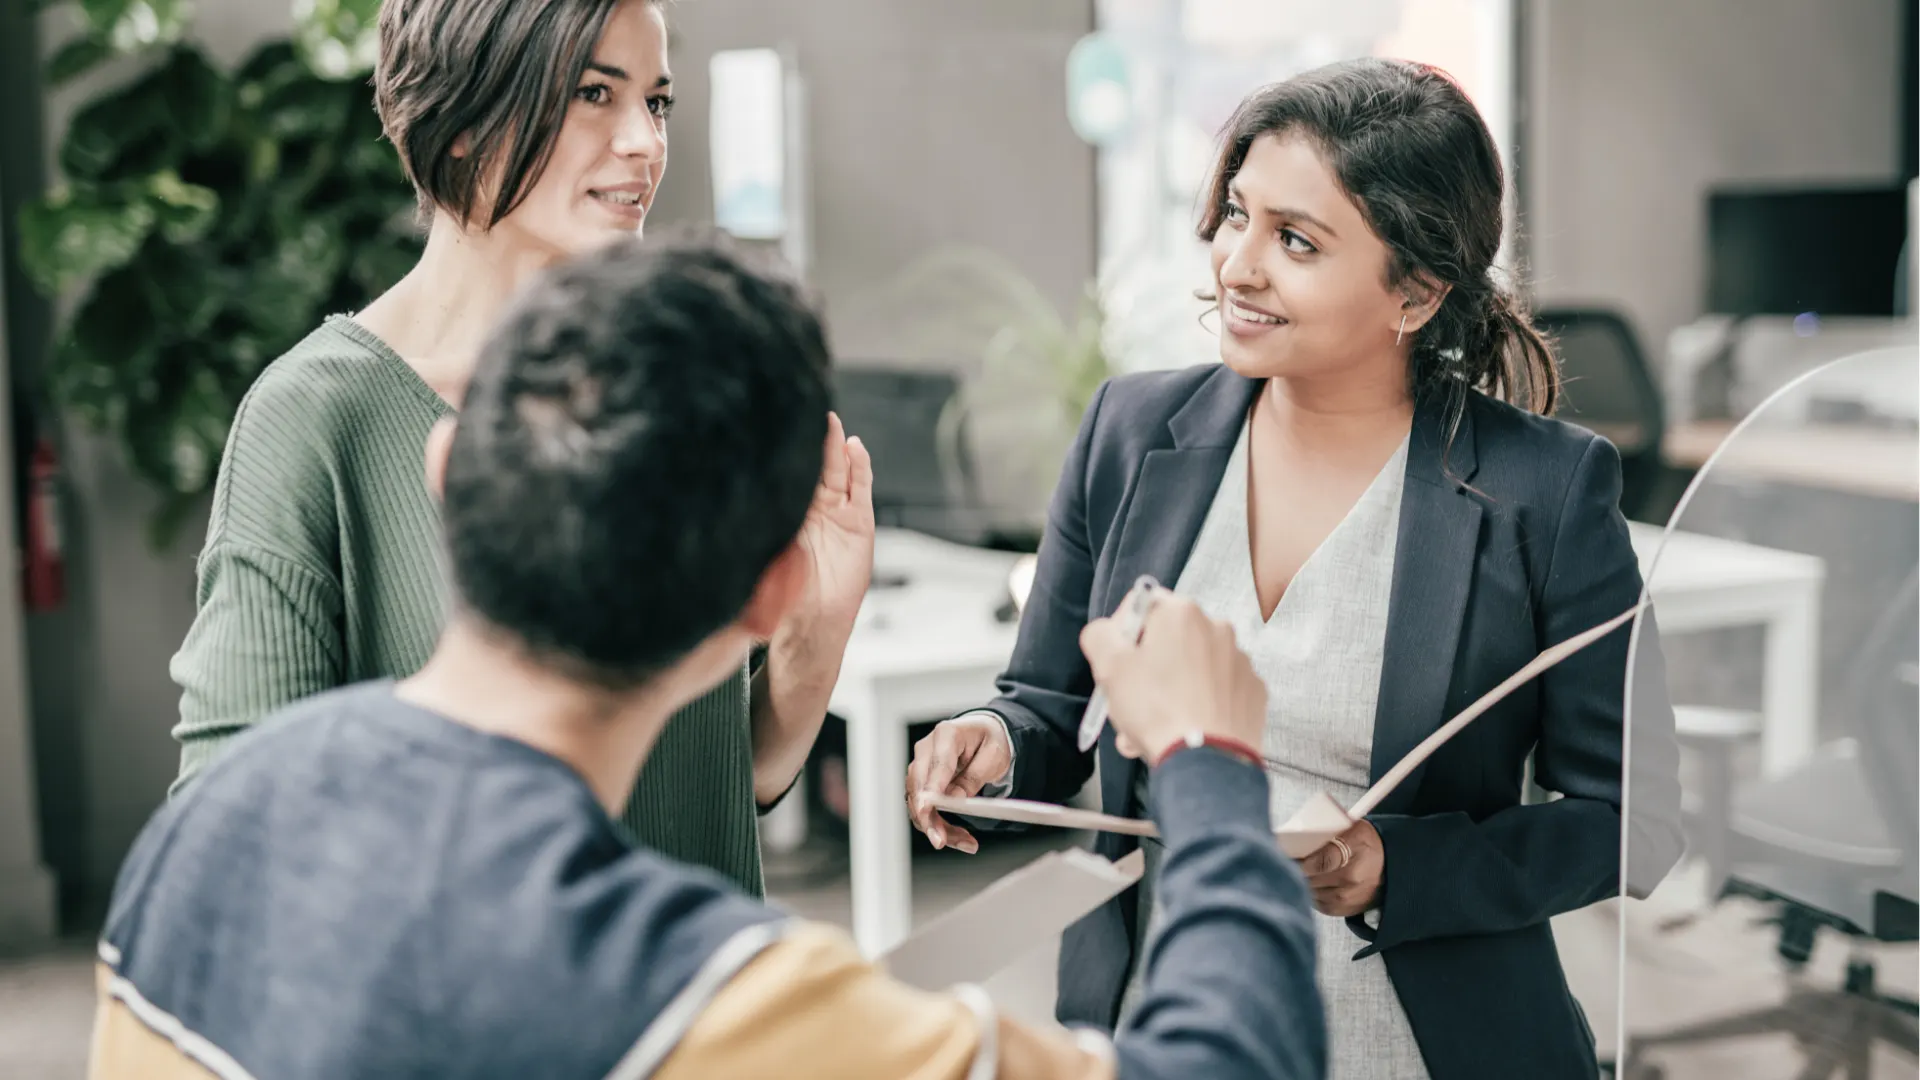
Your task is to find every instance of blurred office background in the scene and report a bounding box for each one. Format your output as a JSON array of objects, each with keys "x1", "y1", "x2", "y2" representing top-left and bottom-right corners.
[{"x1": 0, "y1": 0, "x2": 1914, "y2": 1076}]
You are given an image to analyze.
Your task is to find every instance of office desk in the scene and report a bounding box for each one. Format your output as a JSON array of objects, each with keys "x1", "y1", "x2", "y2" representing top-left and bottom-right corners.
[
  {"x1": 1662, "y1": 421, "x2": 1919, "y2": 503},
  {"x1": 835, "y1": 525, "x2": 1826, "y2": 956},
  {"x1": 832, "y1": 529, "x2": 1020, "y2": 955},
  {"x1": 1628, "y1": 522, "x2": 1826, "y2": 777}
]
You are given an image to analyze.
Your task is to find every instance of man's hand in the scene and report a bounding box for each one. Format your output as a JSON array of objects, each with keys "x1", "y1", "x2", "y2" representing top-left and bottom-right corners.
[
  {"x1": 1296, "y1": 819, "x2": 1385, "y2": 917},
  {"x1": 750, "y1": 413, "x2": 875, "y2": 805},
  {"x1": 904, "y1": 715, "x2": 1013, "y2": 854},
  {"x1": 1079, "y1": 593, "x2": 1265, "y2": 763},
  {"x1": 787, "y1": 412, "x2": 875, "y2": 637}
]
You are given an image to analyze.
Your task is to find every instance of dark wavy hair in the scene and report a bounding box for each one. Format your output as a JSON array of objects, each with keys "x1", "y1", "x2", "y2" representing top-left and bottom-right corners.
[{"x1": 1197, "y1": 57, "x2": 1559, "y2": 418}]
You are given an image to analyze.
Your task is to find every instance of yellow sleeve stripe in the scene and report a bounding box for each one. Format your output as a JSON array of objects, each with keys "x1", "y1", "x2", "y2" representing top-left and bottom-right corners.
[
  {"x1": 87, "y1": 961, "x2": 248, "y2": 1080},
  {"x1": 647, "y1": 922, "x2": 1117, "y2": 1080}
]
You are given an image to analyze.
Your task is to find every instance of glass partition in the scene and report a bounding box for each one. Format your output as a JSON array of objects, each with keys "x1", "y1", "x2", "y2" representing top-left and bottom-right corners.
[{"x1": 1616, "y1": 344, "x2": 1919, "y2": 1078}]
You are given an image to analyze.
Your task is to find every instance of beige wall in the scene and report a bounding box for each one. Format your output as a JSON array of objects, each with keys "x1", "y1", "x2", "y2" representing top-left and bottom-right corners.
[
  {"x1": 1525, "y1": 0, "x2": 1906, "y2": 361},
  {"x1": 645, "y1": 0, "x2": 1097, "y2": 365}
]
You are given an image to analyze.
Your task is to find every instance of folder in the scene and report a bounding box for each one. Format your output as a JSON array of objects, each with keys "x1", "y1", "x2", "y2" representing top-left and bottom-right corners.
[
  {"x1": 926, "y1": 602, "x2": 1646, "y2": 858},
  {"x1": 877, "y1": 847, "x2": 1145, "y2": 989}
]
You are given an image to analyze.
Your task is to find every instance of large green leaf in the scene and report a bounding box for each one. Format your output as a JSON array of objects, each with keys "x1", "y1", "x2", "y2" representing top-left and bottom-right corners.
[
  {"x1": 16, "y1": 185, "x2": 156, "y2": 292},
  {"x1": 60, "y1": 45, "x2": 226, "y2": 180},
  {"x1": 121, "y1": 378, "x2": 188, "y2": 491},
  {"x1": 229, "y1": 219, "x2": 345, "y2": 344},
  {"x1": 291, "y1": 0, "x2": 381, "y2": 80},
  {"x1": 345, "y1": 228, "x2": 419, "y2": 299},
  {"x1": 138, "y1": 243, "x2": 224, "y2": 336},
  {"x1": 74, "y1": 0, "x2": 193, "y2": 50},
  {"x1": 122, "y1": 344, "x2": 228, "y2": 497},
  {"x1": 254, "y1": 71, "x2": 357, "y2": 144},
  {"x1": 147, "y1": 171, "x2": 219, "y2": 242},
  {"x1": 33, "y1": 24, "x2": 421, "y2": 547},
  {"x1": 15, "y1": 170, "x2": 217, "y2": 292},
  {"x1": 45, "y1": 36, "x2": 115, "y2": 86},
  {"x1": 232, "y1": 40, "x2": 310, "y2": 105},
  {"x1": 51, "y1": 262, "x2": 164, "y2": 429}
]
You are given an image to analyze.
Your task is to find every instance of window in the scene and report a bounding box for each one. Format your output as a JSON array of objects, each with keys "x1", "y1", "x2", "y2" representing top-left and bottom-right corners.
[{"x1": 1087, "y1": 0, "x2": 1516, "y2": 371}]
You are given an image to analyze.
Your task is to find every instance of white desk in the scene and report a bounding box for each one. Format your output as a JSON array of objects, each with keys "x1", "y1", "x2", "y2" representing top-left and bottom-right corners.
[
  {"x1": 831, "y1": 529, "x2": 1020, "y2": 955},
  {"x1": 1627, "y1": 522, "x2": 1826, "y2": 777},
  {"x1": 835, "y1": 524, "x2": 1826, "y2": 956},
  {"x1": 1661, "y1": 421, "x2": 1919, "y2": 503}
]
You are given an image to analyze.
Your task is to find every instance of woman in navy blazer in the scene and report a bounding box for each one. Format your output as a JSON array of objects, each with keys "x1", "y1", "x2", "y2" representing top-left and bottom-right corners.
[{"x1": 906, "y1": 59, "x2": 1682, "y2": 1079}]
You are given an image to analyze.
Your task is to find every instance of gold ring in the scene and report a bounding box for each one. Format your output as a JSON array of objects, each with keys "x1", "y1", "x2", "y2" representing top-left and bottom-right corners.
[{"x1": 1330, "y1": 837, "x2": 1353, "y2": 870}]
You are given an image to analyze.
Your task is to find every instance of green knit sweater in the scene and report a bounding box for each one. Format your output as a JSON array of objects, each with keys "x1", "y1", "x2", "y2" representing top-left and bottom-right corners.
[{"x1": 168, "y1": 316, "x2": 766, "y2": 897}]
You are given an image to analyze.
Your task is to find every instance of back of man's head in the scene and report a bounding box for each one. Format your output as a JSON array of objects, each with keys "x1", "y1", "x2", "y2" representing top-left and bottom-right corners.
[{"x1": 441, "y1": 233, "x2": 830, "y2": 687}]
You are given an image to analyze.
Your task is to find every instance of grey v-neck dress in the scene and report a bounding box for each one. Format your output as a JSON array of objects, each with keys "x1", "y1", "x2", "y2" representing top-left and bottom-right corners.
[{"x1": 1118, "y1": 419, "x2": 1429, "y2": 1079}]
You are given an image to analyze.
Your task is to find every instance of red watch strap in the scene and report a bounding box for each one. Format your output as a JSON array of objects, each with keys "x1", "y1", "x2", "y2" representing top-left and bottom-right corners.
[{"x1": 1154, "y1": 731, "x2": 1263, "y2": 770}]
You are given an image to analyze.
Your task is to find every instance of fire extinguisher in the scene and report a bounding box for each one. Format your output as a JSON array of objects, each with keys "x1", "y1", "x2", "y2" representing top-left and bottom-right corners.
[{"x1": 21, "y1": 435, "x2": 65, "y2": 612}]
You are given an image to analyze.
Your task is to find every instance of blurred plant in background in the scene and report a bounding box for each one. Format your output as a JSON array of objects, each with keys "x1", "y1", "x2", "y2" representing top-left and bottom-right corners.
[
  {"x1": 846, "y1": 246, "x2": 1212, "y2": 533},
  {"x1": 16, "y1": 0, "x2": 413, "y2": 545},
  {"x1": 843, "y1": 248, "x2": 1117, "y2": 531}
]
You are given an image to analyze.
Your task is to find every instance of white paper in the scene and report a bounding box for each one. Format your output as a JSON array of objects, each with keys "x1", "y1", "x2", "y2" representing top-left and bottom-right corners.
[
  {"x1": 877, "y1": 848, "x2": 1145, "y2": 990},
  {"x1": 926, "y1": 793, "x2": 1157, "y2": 837}
]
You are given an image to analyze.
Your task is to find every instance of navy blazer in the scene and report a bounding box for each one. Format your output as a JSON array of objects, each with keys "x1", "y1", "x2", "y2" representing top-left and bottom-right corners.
[{"x1": 976, "y1": 363, "x2": 1682, "y2": 1080}]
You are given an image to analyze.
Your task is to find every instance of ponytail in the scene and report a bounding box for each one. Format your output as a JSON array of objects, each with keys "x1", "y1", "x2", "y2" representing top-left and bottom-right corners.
[
  {"x1": 1416, "y1": 279, "x2": 1562, "y2": 489},
  {"x1": 1474, "y1": 287, "x2": 1560, "y2": 416}
]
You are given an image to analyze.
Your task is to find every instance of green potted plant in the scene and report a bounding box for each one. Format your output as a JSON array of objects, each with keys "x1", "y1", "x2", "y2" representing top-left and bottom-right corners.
[
  {"x1": 17, "y1": 0, "x2": 416, "y2": 546},
  {"x1": 841, "y1": 246, "x2": 1118, "y2": 535}
]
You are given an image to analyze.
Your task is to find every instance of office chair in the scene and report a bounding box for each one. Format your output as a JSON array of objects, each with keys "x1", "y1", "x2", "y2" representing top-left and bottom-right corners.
[
  {"x1": 1534, "y1": 309, "x2": 1770, "y2": 892},
  {"x1": 1534, "y1": 308, "x2": 1667, "y2": 522},
  {"x1": 1618, "y1": 571, "x2": 1920, "y2": 1079}
]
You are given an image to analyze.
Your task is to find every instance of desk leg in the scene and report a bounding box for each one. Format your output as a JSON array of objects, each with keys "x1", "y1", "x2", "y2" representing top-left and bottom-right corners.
[
  {"x1": 761, "y1": 773, "x2": 808, "y2": 853},
  {"x1": 845, "y1": 690, "x2": 912, "y2": 957},
  {"x1": 1761, "y1": 583, "x2": 1821, "y2": 776}
]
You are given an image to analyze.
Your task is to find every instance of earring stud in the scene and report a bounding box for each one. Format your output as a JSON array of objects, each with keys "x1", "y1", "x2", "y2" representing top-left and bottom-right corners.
[{"x1": 1396, "y1": 314, "x2": 1408, "y2": 347}]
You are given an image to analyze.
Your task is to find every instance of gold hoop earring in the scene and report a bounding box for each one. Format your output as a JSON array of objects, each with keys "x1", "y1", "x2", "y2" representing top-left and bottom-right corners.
[{"x1": 1395, "y1": 314, "x2": 1408, "y2": 347}]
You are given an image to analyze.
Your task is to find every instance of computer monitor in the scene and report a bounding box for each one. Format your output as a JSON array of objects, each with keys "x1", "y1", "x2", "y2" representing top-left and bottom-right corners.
[
  {"x1": 831, "y1": 365, "x2": 985, "y2": 543},
  {"x1": 1706, "y1": 185, "x2": 1910, "y2": 318}
]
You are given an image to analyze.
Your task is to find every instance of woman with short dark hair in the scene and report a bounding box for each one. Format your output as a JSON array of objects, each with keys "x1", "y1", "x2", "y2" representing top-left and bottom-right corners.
[
  {"x1": 907, "y1": 57, "x2": 1681, "y2": 1078},
  {"x1": 169, "y1": 0, "x2": 875, "y2": 898}
]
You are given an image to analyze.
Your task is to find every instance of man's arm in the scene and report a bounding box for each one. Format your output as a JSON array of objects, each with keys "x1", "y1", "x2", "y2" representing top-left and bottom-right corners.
[
  {"x1": 647, "y1": 747, "x2": 1321, "y2": 1080},
  {"x1": 1113, "y1": 748, "x2": 1324, "y2": 1078},
  {"x1": 657, "y1": 593, "x2": 1328, "y2": 1080}
]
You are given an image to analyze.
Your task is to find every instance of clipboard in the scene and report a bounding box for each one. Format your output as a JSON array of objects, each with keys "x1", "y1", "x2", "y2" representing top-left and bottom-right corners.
[
  {"x1": 877, "y1": 847, "x2": 1146, "y2": 989},
  {"x1": 927, "y1": 602, "x2": 1646, "y2": 859}
]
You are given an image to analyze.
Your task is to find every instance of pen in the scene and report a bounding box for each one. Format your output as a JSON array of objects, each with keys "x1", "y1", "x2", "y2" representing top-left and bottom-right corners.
[{"x1": 1077, "y1": 575, "x2": 1163, "y2": 752}]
